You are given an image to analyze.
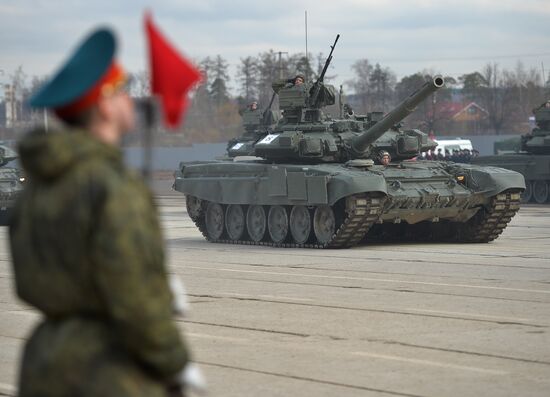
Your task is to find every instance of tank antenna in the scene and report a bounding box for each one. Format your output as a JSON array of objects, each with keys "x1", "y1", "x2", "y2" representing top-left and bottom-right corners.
[{"x1": 305, "y1": 10, "x2": 308, "y2": 83}]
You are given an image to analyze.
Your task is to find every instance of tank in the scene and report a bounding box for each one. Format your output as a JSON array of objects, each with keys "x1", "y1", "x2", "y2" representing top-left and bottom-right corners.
[
  {"x1": 174, "y1": 36, "x2": 525, "y2": 248},
  {"x1": 0, "y1": 144, "x2": 25, "y2": 223},
  {"x1": 472, "y1": 101, "x2": 550, "y2": 203}
]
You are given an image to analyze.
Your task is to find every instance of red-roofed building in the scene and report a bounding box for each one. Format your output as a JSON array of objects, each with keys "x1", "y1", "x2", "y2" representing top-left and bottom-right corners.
[{"x1": 452, "y1": 102, "x2": 489, "y2": 122}]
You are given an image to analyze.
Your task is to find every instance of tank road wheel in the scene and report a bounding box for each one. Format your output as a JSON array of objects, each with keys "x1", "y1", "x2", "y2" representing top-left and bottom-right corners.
[
  {"x1": 533, "y1": 181, "x2": 549, "y2": 204},
  {"x1": 246, "y1": 205, "x2": 266, "y2": 242},
  {"x1": 268, "y1": 205, "x2": 289, "y2": 244},
  {"x1": 225, "y1": 205, "x2": 245, "y2": 241},
  {"x1": 205, "y1": 202, "x2": 225, "y2": 240},
  {"x1": 521, "y1": 181, "x2": 533, "y2": 203},
  {"x1": 185, "y1": 195, "x2": 203, "y2": 220},
  {"x1": 289, "y1": 205, "x2": 312, "y2": 244},
  {"x1": 313, "y1": 205, "x2": 336, "y2": 245}
]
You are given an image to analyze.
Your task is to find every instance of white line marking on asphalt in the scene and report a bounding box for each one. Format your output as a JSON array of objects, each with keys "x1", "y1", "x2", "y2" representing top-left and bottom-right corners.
[
  {"x1": 186, "y1": 266, "x2": 550, "y2": 295},
  {"x1": 352, "y1": 352, "x2": 507, "y2": 375},
  {"x1": 405, "y1": 308, "x2": 531, "y2": 322},
  {"x1": 187, "y1": 332, "x2": 247, "y2": 342},
  {"x1": 258, "y1": 294, "x2": 313, "y2": 302},
  {"x1": 222, "y1": 292, "x2": 313, "y2": 302}
]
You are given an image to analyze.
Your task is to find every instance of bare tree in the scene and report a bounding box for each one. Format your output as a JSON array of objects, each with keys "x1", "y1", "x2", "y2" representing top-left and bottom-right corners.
[
  {"x1": 479, "y1": 63, "x2": 517, "y2": 135},
  {"x1": 394, "y1": 73, "x2": 427, "y2": 127},
  {"x1": 257, "y1": 50, "x2": 280, "y2": 106},
  {"x1": 287, "y1": 53, "x2": 314, "y2": 83},
  {"x1": 9, "y1": 66, "x2": 27, "y2": 124},
  {"x1": 209, "y1": 55, "x2": 230, "y2": 108},
  {"x1": 346, "y1": 59, "x2": 373, "y2": 113},
  {"x1": 236, "y1": 56, "x2": 259, "y2": 103},
  {"x1": 504, "y1": 61, "x2": 544, "y2": 123},
  {"x1": 368, "y1": 63, "x2": 396, "y2": 112}
]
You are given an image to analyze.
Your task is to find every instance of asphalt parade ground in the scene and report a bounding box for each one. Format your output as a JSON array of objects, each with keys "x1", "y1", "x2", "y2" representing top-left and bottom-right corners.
[{"x1": 1, "y1": 187, "x2": 549, "y2": 396}]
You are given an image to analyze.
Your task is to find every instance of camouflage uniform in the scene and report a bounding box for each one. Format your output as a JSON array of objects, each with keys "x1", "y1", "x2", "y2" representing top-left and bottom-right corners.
[{"x1": 10, "y1": 128, "x2": 188, "y2": 397}]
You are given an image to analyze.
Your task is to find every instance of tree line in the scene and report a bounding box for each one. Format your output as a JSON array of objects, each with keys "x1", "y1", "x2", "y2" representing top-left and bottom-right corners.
[{"x1": 2, "y1": 52, "x2": 550, "y2": 145}]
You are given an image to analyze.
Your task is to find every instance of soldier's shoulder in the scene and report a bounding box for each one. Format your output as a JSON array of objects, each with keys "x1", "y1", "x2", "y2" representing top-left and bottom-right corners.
[{"x1": 77, "y1": 152, "x2": 151, "y2": 204}]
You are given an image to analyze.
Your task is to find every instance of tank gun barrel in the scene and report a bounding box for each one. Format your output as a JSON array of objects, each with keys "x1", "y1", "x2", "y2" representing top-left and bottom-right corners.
[{"x1": 351, "y1": 76, "x2": 444, "y2": 154}]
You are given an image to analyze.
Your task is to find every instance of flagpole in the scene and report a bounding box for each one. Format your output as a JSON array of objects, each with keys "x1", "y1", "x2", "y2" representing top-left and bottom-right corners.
[{"x1": 140, "y1": 97, "x2": 155, "y2": 186}]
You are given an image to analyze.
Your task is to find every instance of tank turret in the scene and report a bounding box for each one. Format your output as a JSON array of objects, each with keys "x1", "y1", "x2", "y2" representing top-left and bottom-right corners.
[
  {"x1": 254, "y1": 74, "x2": 444, "y2": 163},
  {"x1": 226, "y1": 97, "x2": 279, "y2": 157},
  {"x1": 249, "y1": 35, "x2": 444, "y2": 163},
  {"x1": 521, "y1": 100, "x2": 550, "y2": 154}
]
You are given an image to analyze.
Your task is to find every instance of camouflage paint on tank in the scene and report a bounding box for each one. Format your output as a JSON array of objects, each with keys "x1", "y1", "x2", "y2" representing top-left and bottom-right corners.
[{"x1": 174, "y1": 36, "x2": 524, "y2": 248}]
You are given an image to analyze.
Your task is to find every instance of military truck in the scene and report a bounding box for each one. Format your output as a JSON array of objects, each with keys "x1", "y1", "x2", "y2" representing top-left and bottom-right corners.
[
  {"x1": 472, "y1": 101, "x2": 550, "y2": 203},
  {"x1": 174, "y1": 36, "x2": 524, "y2": 248}
]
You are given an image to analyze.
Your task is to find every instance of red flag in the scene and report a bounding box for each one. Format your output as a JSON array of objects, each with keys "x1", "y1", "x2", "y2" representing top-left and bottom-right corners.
[{"x1": 145, "y1": 12, "x2": 202, "y2": 129}]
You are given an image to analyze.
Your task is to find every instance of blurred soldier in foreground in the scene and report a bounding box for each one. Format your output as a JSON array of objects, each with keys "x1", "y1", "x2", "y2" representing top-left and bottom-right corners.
[{"x1": 9, "y1": 28, "x2": 193, "y2": 397}]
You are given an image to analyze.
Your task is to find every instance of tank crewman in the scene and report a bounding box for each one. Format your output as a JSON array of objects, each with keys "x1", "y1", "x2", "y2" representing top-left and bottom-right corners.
[
  {"x1": 241, "y1": 99, "x2": 272, "y2": 133},
  {"x1": 282, "y1": 74, "x2": 305, "y2": 88},
  {"x1": 436, "y1": 148, "x2": 445, "y2": 160},
  {"x1": 9, "y1": 28, "x2": 191, "y2": 397},
  {"x1": 293, "y1": 74, "x2": 305, "y2": 86},
  {"x1": 238, "y1": 100, "x2": 258, "y2": 116},
  {"x1": 378, "y1": 150, "x2": 391, "y2": 166},
  {"x1": 343, "y1": 103, "x2": 355, "y2": 119}
]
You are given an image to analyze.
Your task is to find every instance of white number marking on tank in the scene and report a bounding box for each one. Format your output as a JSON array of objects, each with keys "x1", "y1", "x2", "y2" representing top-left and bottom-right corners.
[{"x1": 258, "y1": 134, "x2": 280, "y2": 144}]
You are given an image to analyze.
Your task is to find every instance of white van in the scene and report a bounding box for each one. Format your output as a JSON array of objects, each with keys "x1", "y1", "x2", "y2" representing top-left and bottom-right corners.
[{"x1": 433, "y1": 138, "x2": 473, "y2": 157}]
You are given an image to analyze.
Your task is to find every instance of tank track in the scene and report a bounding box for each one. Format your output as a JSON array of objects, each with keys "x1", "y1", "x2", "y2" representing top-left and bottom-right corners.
[
  {"x1": 454, "y1": 189, "x2": 521, "y2": 243},
  {"x1": 189, "y1": 194, "x2": 385, "y2": 249},
  {"x1": 367, "y1": 189, "x2": 522, "y2": 244}
]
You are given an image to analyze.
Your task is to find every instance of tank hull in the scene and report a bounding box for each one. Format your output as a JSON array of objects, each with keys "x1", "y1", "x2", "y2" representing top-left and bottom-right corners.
[
  {"x1": 0, "y1": 167, "x2": 24, "y2": 216},
  {"x1": 472, "y1": 153, "x2": 550, "y2": 203},
  {"x1": 174, "y1": 160, "x2": 524, "y2": 248}
]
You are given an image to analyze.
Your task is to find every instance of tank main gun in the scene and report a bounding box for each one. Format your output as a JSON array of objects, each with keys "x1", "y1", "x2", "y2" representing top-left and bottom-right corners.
[{"x1": 350, "y1": 76, "x2": 444, "y2": 155}]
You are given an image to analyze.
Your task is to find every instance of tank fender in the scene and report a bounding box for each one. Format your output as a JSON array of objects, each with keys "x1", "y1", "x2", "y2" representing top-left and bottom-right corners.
[
  {"x1": 175, "y1": 164, "x2": 388, "y2": 206},
  {"x1": 467, "y1": 166, "x2": 525, "y2": 197},
  {"x1": 326, "y1": 173, "x2": 388, "y2": 205}
]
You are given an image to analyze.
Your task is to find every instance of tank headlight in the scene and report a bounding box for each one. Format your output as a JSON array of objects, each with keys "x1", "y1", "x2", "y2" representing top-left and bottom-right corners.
[
  {"x1": 19, "y1": 176, "x2": 26, "y2": 183},
  {"x1": 456, "y1": 175, "x2": 465, "y2": 183}
]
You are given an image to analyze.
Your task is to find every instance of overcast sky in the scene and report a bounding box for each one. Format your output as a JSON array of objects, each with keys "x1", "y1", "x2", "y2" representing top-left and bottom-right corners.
[{"x1": 1, "y1": 0, "x2": 549, "y2": 94}]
